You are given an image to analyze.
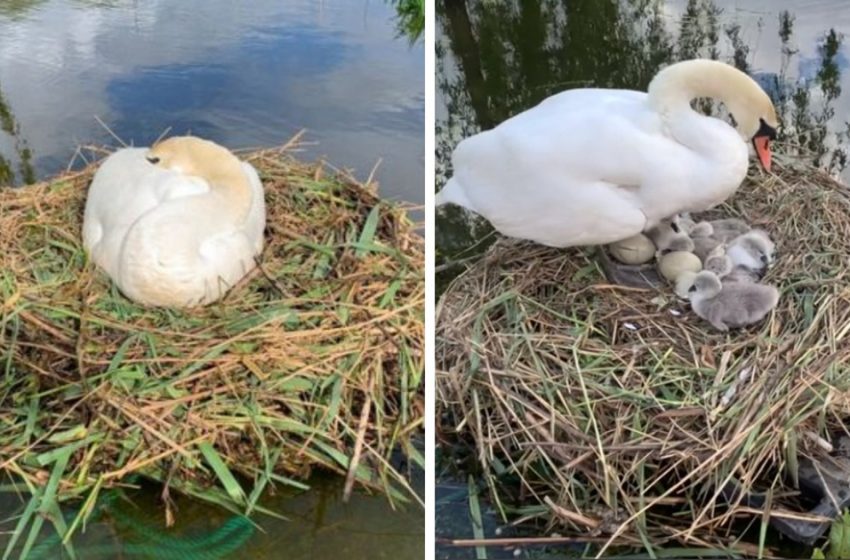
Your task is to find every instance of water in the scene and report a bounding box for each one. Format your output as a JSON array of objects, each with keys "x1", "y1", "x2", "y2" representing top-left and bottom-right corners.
[
  {"x1": 0, "y1": 0, "x2": 424, "y2": 208},
  {"x1": 0, "y1": 472, "x2": 424, "y2": 559},
  {"x1": 0, "y1": 1, "x2": 423, "y2": 558},
  {"x1": 435, "y1": 0, "x2": 850, "y2": 556},
  {"x1": 436, "y1": 0, "x2": 850, "y2": 287}
]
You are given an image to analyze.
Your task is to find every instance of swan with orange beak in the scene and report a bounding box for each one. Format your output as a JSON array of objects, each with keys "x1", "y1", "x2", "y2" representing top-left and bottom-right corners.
[
  {"x1": 436, "y1": 59, "x2": 779, "y2": 285},
  {"x1": 752, "y1": 117, "x2": 777, "y2": 172}
]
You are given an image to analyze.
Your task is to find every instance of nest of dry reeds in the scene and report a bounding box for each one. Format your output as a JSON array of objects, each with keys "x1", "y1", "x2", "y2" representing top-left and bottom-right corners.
[
  {"x1": 0, "y1": 140, "x2": 424, "y2": 525},
  {"x1": 436, "y1": 160, "x2": 850, "y2": 551}
]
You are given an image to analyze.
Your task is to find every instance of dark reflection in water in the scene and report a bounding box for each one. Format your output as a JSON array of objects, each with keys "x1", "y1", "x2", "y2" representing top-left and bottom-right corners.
[
  {"x1": 0, "y1": 74, "x2": 34, "y2": 185},
  {"x1": 0, "y1": 0, "x2": 424, "y2": 207},
  {"x1": 436, "y1": 0, "x2": 850, "y2": 290},
  {"x1": 0, "y1": 473, "x2": 423, "y2": 559}
]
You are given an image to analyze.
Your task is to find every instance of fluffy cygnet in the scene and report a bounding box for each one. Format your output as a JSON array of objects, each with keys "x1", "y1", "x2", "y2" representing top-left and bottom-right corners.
[
  {"x1": 725, "y1": 266, "x2": 761, "y2": 283},
  {"x1": 708, "y1": 218, "x2": 751, "y2": 243},
  {"x1": 726, "y1": 229, "x2": 776, "y2": 277},
  {"x1": 692, "y1": 235, "x2": 722, "y2": 261},
  {"x1": 674, "y1": 270, "x2": 698, "y2": 299},
  {"x1": 658, "y1": 251, "x2": 702, "y2": 282},
  {"x1": 703, "y1": 246, "x2": 757, "y2": 282},
  {"x1": 646, "y1": 220, "x2": 695, "y2": 253},
  {"x1": 674, "y1": 213, "x2": 696, "y2": 232},
  {"x1": 608, "y1": 233, "x2": 656, "y2": 264},
  {"x1": 662, "y1": 235, "x2": 695, "y2": 254},
  {"x1": 675, "y1": 216, "x2": 752, "y2": 259},
  {"x1": 687, "y1": 271, "x2": 780, "y2": 331},
  {"x1": 688, "y1": 221, "x2": 715, "y2": 238},
  {"x1": 704, "y1": 250, "x2": 733, "y2": 277}
]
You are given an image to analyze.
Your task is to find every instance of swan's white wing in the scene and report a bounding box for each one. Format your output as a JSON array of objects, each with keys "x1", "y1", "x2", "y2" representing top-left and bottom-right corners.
[
  {"x1": 117, "y1": 197, "x2": 258, "y2": 307},
  {"x1": 446, "y1": 88, "x2": 717, "y2": 246},
  {"x1": 83, "y1": 148, "x2": 213, "y2": 280},
  {"x1": 240, "y1": 161, "x2": 266, "y2": 254},
  {"x1": 84, "y1": 148, "x2": 265, "y2": 307}
]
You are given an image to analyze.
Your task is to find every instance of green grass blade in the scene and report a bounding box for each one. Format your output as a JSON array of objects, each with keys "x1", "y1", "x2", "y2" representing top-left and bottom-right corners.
[
  {"x1": 198, "y1": 441, "x2": 247, "y2": 506},
  {"x1": 467, "y1": 476, "x2": 487, "y2": 560},
  {"x1": 2, "y1": 491, "x2": 40, "y2": 560},
  {"x1": 355, "y1": 205, "x2": 381, "y2": 258}
]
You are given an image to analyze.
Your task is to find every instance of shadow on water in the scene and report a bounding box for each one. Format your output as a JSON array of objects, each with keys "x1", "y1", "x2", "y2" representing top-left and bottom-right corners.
[
  {"x1": 436, "y1": 0, "x2": 850, "y2": 556},
  {"x1": 436, "y1": 0, "x2": 850, "y2": 292}
]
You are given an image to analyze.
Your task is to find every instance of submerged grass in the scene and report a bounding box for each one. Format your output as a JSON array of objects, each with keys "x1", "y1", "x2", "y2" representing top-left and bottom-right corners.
[
  {"x1": 436, "y1": 159, "x2": 850, "y2": 554},
  {"x1": 0, "y1": 139, "x2": 424, "y2": 554}
]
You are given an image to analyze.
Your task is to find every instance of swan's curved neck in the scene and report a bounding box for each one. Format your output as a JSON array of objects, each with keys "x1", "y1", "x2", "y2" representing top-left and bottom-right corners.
[
  {"x1": 647, "y1": 60, "x2": 750, "y2": 162},
  {"x1": 648, "y1": 60, "x2": 744, "y2": 115},
  {"x1": 204, "y1": 166, "x2": 252, "y2": 223}
]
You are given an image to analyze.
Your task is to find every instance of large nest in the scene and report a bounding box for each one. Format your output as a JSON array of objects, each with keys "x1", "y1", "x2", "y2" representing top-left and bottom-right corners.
[
  {"x1": 0, "y1": 140, "x2": 424, "y2": 521},
  {"x1": 436, "y1": 161, "x2": 850, "y2": 551}
]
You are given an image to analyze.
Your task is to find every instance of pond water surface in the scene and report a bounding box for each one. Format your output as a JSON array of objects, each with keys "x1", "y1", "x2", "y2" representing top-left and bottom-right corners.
[
  {"x1": 0, "y1": 1, "x2": 423, "y2": 559},
  {"x1": 436, "y1": 0, "x2": 850, "y2": 557},
  {"x1": 0, "y1": 0, "x2": 424, "y2": 206}
]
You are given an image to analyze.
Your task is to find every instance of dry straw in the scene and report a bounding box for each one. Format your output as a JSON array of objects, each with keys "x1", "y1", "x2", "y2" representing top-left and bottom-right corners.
[
  {"x1": 436, "y1": 159, "x2": 850, "y2": 552},
  {"x1": 0, "y1": 138, "x2": 424, "y2": 546}
]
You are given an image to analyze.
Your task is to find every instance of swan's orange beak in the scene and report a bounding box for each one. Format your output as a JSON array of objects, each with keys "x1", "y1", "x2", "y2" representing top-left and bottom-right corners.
[{"x1": 753, "y1": 136, "x2": 771, "y2": 173}]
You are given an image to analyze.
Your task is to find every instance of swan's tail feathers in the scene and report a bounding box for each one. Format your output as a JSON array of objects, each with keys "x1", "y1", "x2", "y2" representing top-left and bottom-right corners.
[{"x1": 436, "y1": 178, "x2": 475, "y2": 211}]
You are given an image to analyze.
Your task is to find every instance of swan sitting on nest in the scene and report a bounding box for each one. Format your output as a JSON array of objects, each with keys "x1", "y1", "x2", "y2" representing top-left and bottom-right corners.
[
  {"x1": 436, "y1": 59, "x2": 778, "y2": 284},
  {"x1": 82, "y1": 136, "x2": 266, "y2": 307}
]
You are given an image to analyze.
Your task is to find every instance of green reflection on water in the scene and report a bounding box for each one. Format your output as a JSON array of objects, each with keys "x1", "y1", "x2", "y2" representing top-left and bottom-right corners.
[
  {"x1": 1, "y1": 473, "x2": 423, "y2": 560},
  {"x1": 391, "y1": 0, "x2": 426, "y2": 43},
  {"x1": 0, "y1": 78, "x2": 36, "y2": 187},
  {"x1": 0, "y1": 0, "x2": 47, "y2": 19}
]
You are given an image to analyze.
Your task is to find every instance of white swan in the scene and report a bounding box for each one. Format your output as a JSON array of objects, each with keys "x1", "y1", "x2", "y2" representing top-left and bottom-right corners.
[
  {"x1": 437, "y1": 59, "x2": 778, "y2": 250},
  {"x1": 82, "y1": 136, "x2": 266, "y2": 307}
]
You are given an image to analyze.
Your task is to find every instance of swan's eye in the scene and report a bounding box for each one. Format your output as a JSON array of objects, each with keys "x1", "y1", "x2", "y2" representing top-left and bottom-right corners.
[
  {"x1": 146, "y1": 156, "x2": 161, "y2": 164},
  {"x1": 755, "y1": 118, "x2": 777, "y2": 141}
]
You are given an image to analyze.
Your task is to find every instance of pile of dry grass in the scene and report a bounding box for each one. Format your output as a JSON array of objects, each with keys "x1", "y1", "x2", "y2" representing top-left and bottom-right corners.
[
  {"x1": 436, "y1": 160, "x2": 850, "y2": 553},
  {"x1": 0, "y1": 140, "x2": 424, "y2": 542}
]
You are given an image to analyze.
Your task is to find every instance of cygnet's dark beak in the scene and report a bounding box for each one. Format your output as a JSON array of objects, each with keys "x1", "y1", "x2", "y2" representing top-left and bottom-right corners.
[{"x1": 146, "y1": 156, "x2": 160, "y2": 164}]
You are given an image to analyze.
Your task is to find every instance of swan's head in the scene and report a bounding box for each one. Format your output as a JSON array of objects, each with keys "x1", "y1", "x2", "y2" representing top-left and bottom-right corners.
[
  {"x1": 726, "y1": 86, "x2": 778, "y2": 173},
  {"x1": 649, "y1": 60, "x2": 779, "y2": 172},
  {"x1": 146, "y1": 136, "x2": 238, "y2": 178}
]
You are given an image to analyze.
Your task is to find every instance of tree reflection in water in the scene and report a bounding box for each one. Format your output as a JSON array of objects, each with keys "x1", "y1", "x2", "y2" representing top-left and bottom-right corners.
[{"x1": 0, "y1": 79, "x2": 35, "y2": 187}]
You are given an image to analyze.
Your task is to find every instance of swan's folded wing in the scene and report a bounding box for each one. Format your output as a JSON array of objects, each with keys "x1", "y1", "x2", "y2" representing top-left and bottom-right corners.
[
  {"x1": 156, "y1": 174, "x2": 210, "y2": 201},
  {"x1": 240, "y1": 161, "x2": 267, "y2": 253},
  {"x1": 118, "y1": 200, "x2": 258, "y2": 307}
]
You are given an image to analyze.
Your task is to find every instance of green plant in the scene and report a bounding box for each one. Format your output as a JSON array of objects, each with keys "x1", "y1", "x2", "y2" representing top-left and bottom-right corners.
[{"x1": 813, "y1": 511, "x2": 850, "y2": 559}]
